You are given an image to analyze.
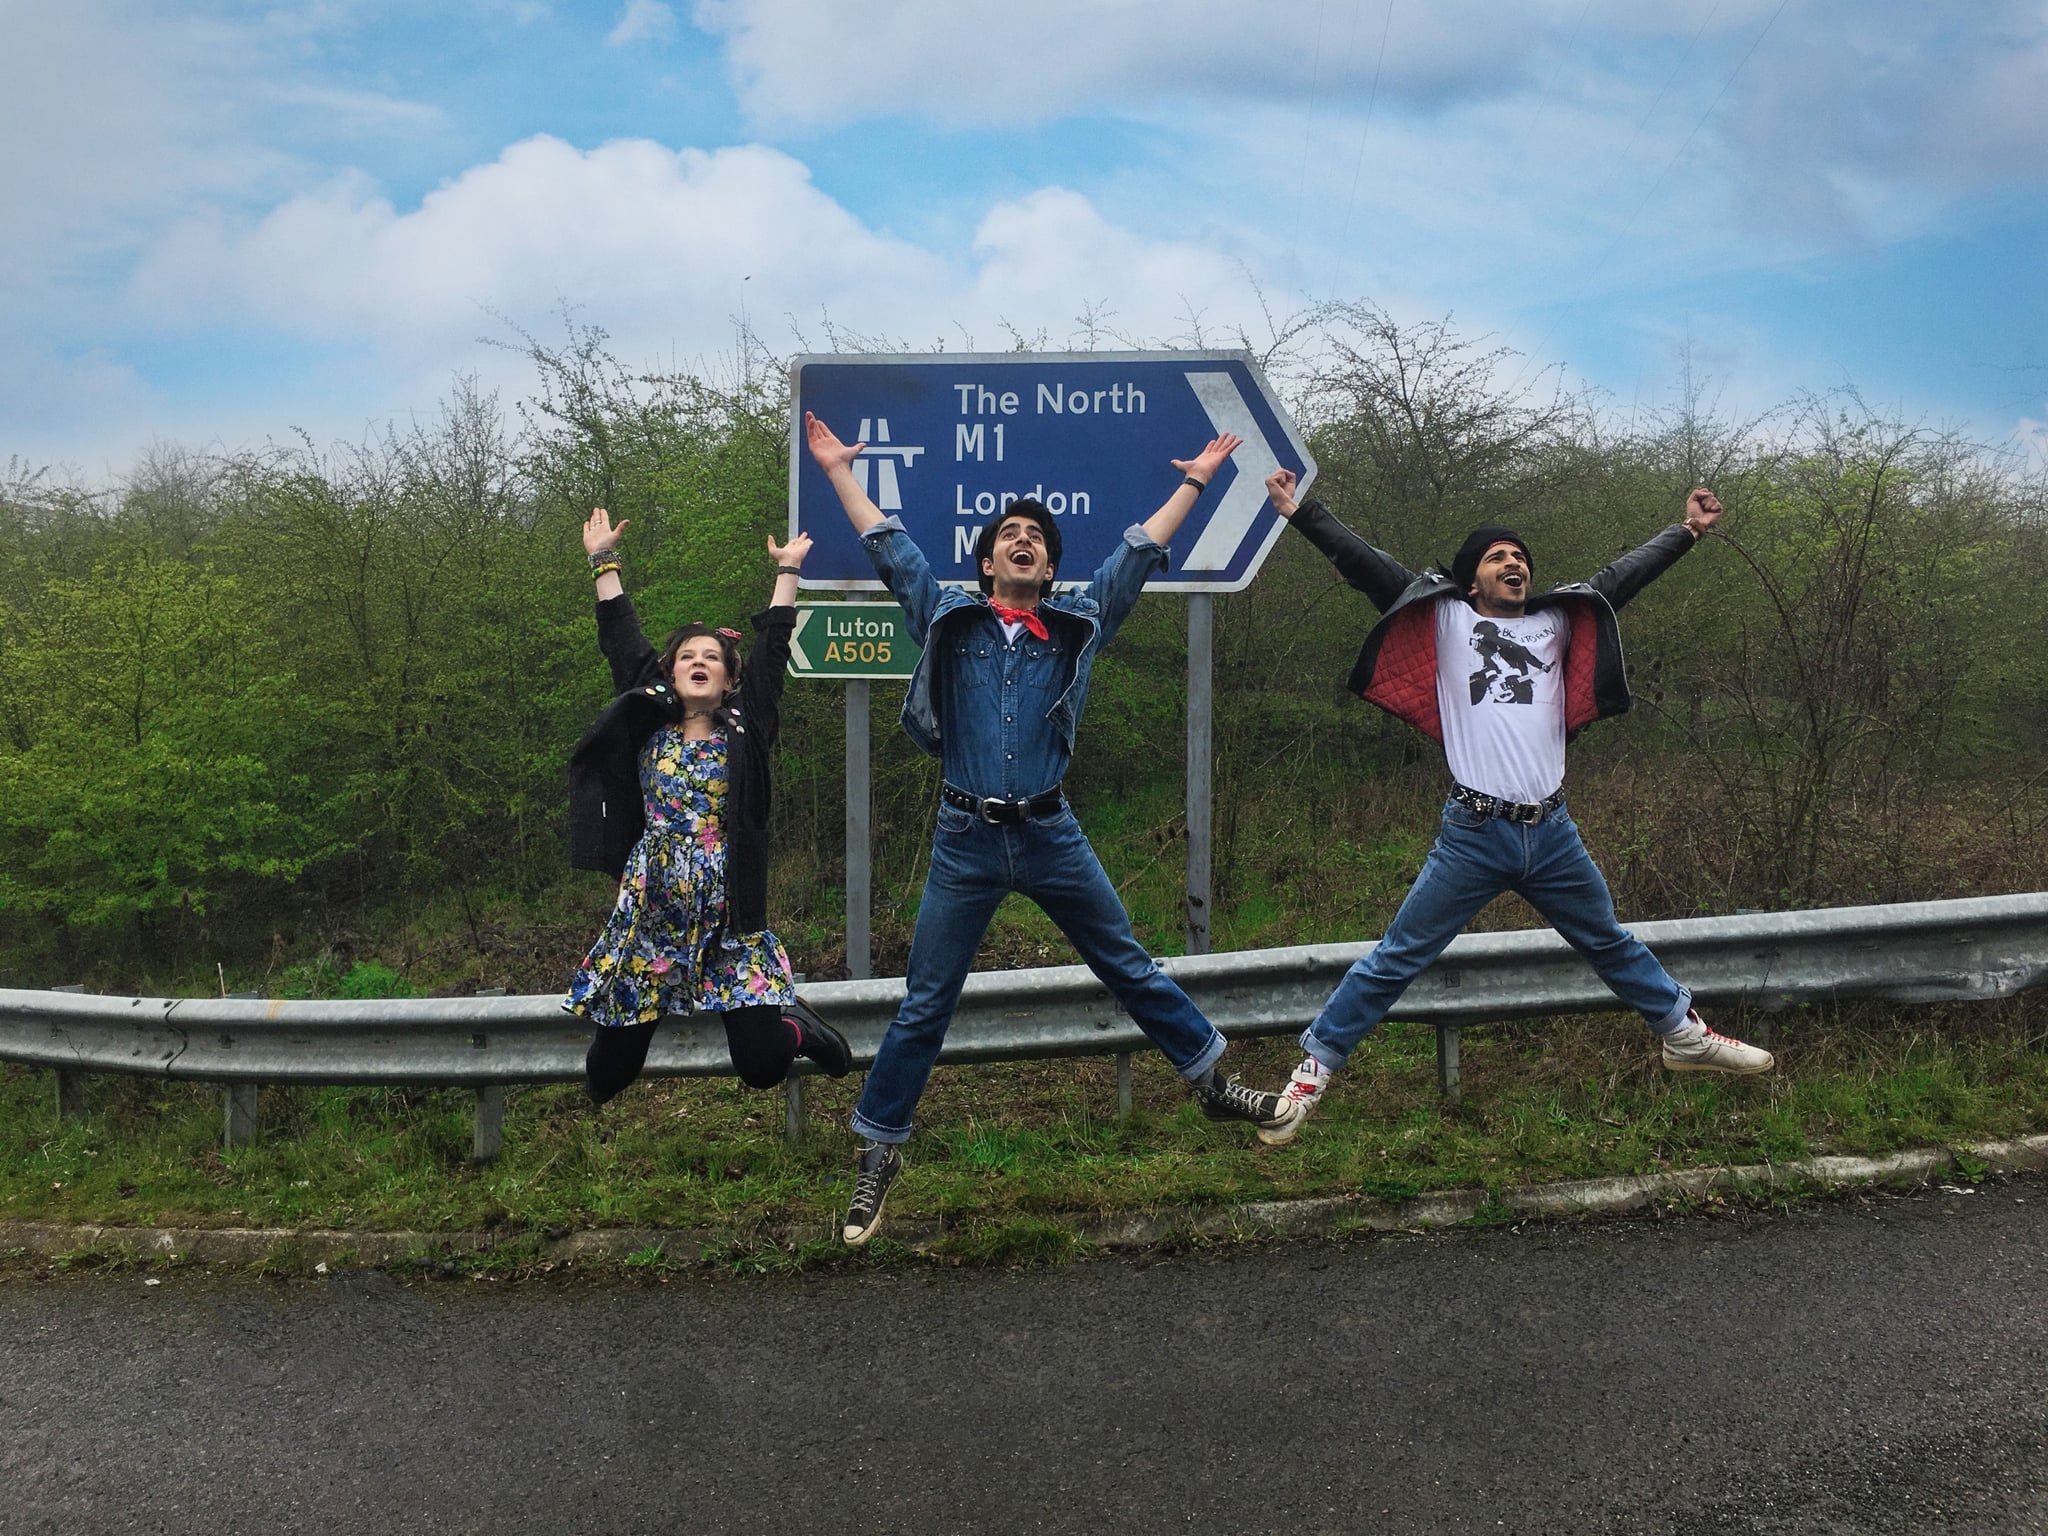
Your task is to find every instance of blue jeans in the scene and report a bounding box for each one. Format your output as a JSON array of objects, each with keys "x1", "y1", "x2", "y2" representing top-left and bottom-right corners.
[
  {"x1": 1302, "y1": 798, "x2": 1692, "y2": 1070},
  {"x1": 851, "y1": 804, "x2": 1227, "y2": 1144}
]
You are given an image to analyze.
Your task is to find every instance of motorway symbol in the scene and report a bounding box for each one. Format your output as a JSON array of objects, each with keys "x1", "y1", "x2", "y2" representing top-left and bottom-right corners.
[
  {"x1": 850, "y1": 415, "x2": 925, "y2": 512},
  {"x1": 785, "y1": 602, "x2": 921, "y2": 680},
  {"x1": 789, "y1": 350, "x2": 1315, "y2": 594}
]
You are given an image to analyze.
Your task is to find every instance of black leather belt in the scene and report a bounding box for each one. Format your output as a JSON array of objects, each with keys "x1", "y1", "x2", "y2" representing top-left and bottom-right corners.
[
  {"x1": 941, "y1": 782, "x2": 1066, "y2": 824},
  {"x1": 1450, "y1": 782, "x2": 1566, "y2": 825}
]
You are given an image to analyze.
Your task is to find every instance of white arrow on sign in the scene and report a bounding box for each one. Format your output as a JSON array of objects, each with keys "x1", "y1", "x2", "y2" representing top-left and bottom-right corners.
[
  {"x1": 1179, "y1": 370, "x2": 1284, "y2": 572},
  {"x1": 789, "y1": 608, "x2": 816, "y2": 670}
]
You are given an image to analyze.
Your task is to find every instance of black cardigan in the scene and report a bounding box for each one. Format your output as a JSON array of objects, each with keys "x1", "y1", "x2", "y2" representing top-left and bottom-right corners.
[{"x1": 566, "y1": 594, "x2": 796, "y2": 936}]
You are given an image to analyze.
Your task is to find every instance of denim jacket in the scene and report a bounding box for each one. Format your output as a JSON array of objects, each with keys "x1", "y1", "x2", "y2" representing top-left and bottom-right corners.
[{"x1": 860, "y1": 517, "x2": 1166, "y2": 771}]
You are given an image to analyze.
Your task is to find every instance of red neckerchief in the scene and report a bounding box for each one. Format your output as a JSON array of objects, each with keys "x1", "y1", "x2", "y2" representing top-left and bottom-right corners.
[{"x1": 988, "y1": 600, "x2": 1048, "y2": 640}]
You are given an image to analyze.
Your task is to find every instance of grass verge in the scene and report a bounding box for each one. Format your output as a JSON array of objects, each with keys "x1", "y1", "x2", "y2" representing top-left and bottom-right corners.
[{"x1": 4, "y1": 998, "x2": 2043, "y2": 1250}]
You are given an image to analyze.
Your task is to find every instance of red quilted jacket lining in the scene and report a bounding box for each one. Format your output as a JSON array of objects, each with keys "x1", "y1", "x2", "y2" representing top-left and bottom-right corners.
[{"x1": 1361, "y1": 598, "x2": 1603, "y2": 743}]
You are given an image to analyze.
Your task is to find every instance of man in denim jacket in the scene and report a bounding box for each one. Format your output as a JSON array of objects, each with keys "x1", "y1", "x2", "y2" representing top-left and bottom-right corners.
[{"x1": 806, "y1": 412, "x2": 1289, "y2": 1244}]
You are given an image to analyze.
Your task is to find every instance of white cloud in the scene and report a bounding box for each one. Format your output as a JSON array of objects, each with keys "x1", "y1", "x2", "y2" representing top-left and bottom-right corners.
[
  {"x1": 8, "y1": 0, "x2": 2041, "y2": 475},
  {"x1": 0, "y1": 345, "x2": 157, "y2": 476},
  {"x1": 690, "y1": 0, "x2": 1782, "y2": 128},
  {"x1": 129, "y1": 135, "x2": 1273, "y2": 382},
  {"x1": 694, "y1": 0, "x2": 2047, "y2": 250},
  {"x1": 609, "y1": 0, "x2": 678, "y2": 47},
  {"x1": 0, "y1": 5, "x2": 283, "y2": 280},
  {"x1": 0, "y1": 1, "x2": 447, "y2": 337},
  {"x1": 2018, "y1": 415, "x2": 2048, "y2": 472},
  {"x1": 965, "y1": 189, "x2": 1256, "y2": 346},
  {"x1": 264, "y1": 83, "x2": 446, "y2": 131},
  {"x1": 1716, "y1": 6, "x2": 2048, "y2": 241}
]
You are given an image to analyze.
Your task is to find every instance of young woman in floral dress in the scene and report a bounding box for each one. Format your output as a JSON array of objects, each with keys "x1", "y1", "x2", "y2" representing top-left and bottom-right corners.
[{"x1": 563, "y1": 508, "x2": 850, "y2": 1103}]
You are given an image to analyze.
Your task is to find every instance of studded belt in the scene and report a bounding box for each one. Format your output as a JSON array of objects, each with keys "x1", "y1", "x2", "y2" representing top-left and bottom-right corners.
[
  {"x1": 941, "y1": 782, "x2": 1067, "y2": 824},
  {"x1": 1449, "y1": 782, "x2": 1566, "y2": 825}
]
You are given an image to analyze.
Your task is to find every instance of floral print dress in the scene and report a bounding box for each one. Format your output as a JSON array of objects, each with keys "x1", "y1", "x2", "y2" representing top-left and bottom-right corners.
[{"x1": 564, "y1": 725, "x2": 796, "y2": 1029}]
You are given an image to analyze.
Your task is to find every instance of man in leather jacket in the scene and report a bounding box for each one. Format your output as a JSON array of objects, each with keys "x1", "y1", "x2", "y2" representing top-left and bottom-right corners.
[{"x1": 1255, "y1": 471, "x2": 1774, "y2": 1146}]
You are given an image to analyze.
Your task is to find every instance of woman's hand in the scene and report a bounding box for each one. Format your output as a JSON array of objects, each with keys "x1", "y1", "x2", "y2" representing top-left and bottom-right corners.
[
  {"x1": 768, "y1": 531, "x2": 810, "y2": 607},
  {"x1": 767, "y1": 531, "x2": 812, "y2": 568},
  {"x1": 583, "y1": 507, "x2": 629, "y2": 556}
]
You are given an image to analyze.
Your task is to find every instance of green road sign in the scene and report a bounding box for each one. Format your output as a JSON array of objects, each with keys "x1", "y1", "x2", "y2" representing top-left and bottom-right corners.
[{"x1": 787, "y1": 602, "x2": 921, "y2": 679}]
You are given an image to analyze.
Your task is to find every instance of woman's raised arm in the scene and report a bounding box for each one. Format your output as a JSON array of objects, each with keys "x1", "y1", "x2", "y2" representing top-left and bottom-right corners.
[
  {"x1": 766, "y1": 529, "x2": 811, "y2": 605},
  {"x1": 584, "y1": 508, "x2": 630, "y2": 601}
]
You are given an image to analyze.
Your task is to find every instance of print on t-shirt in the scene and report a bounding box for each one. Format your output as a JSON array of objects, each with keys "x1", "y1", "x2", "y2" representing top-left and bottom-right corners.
[
  {"x1": 1436, "y1": 602, "x2": 1568, "y2": 802},
  {"x1": 1467, "y1": 618, "x2": 1555, "y2": 706}
]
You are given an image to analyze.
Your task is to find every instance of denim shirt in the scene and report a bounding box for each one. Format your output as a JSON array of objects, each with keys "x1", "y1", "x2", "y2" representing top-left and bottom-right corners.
[{"x1": 858, "y1": 516, "x2": 1167, "y2": 796}]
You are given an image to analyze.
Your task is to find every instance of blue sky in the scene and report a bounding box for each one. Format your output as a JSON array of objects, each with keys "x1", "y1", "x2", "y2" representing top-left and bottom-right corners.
[{"x1": 6, "y1": 0, "x2": 2046, "y2": 479}]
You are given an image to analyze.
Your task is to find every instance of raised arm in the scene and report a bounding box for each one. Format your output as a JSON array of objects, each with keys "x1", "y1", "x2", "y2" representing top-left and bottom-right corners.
[
  {"x1": 740, "y1": 535, "x2": 806, "y2": 738},
  {"x1": 766, "y1": 528, "x2": 811, "y2": 607},
  {"x1": 582, "y1": 507, "x2": 659, "y2": 691},
  {"x1": 1138, "y1": 433, "x2": 1243, "y2": 547},
  {"x1": 1265, "y1": 469, "x2": 1417, "y2": 612},
  {"x1": 804, "y1": 411, "x2": 945, "y2": 640},
  {"x1": 584, "y1": 507, "x2": 630, "y2": 602},
  {"x1": 1588, "y1": 487, "x2": 1721, "y2": 612},
  {"x1": 805, "y1": 412, "x2": 883, "y2": 534}
]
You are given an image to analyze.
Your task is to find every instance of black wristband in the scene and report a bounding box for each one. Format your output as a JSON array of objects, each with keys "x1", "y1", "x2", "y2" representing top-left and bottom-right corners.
[
  {"x1": 1182, "y1": 475, "x2": 1208, "y2": 492},
  {"x1": 776, "y1": 565, "x2": 803, "y2": 575}
]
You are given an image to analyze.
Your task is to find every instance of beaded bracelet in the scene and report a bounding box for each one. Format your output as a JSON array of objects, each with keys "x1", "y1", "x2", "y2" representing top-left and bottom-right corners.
[
  {"x1": 590, "y1": 561, "x2": 622, "y2": 580},
  {"x1": 587, "y1": 548, "x2": 622, "y2": 572}
]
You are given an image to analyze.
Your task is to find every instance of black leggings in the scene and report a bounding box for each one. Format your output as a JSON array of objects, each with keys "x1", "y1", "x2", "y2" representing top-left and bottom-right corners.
[{"x1": 583, "y1": 1004, "x2": 799, "y2": 1105}]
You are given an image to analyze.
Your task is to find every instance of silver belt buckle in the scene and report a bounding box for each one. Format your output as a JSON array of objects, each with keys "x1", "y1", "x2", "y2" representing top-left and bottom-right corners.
[
  {"x1": 1508, "y1": 800, "x2": 1541, "y2": 824},
  {"x1": 978, "y1": 796, "x2": 1009, "y2": 823}
]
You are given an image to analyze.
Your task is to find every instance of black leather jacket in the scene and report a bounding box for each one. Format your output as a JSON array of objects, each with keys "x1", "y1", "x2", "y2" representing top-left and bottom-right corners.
[{"x1": 1289, "y1": 498, "x2": 1699, "y2": 743}]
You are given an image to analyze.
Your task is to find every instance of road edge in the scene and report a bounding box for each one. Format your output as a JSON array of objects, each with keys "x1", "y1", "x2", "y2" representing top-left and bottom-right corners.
[{"x1": 6, "y1": 1133, "x2": 2044, "y2": 1272}]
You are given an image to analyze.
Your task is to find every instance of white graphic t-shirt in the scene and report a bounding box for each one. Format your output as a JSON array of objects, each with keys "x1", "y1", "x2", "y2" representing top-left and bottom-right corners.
[{"x1": 1434, "y1": 599, "x2": 1569, "y2": 803}]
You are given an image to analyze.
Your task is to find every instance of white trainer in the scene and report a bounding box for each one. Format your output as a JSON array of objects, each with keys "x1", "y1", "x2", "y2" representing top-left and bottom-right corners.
[
  {"x1": 1256, "y1": 1057, "x2": 1333, "y2": 1146},
  {"x1": 1661, "y1": 1011, "x2": 1774, "y2": 1075}
]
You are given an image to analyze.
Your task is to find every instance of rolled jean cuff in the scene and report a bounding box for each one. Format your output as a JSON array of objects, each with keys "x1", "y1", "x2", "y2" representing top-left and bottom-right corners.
[
  {"x1": 1175, "y1": 1029, "x2": 1229, "y2": 1084},
  {"x1": 1646, "y1": 990, "x2": 1694, "y2": 1036},
  {"x1": 848, "y1": 1109, "x2": 913, "y2": 1146},
  {"x1": 1298, "y1": 1029, "x2": 1349, "y2": 1073}
]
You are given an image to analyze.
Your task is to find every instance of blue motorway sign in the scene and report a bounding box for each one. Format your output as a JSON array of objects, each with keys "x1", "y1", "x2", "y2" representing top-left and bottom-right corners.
[{"x1": 788, "y1": 351, "x2": 1316, "y2": 594}]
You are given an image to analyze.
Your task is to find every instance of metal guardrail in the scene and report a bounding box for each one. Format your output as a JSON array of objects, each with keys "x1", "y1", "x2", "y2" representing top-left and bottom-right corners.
[{"x1": 6, "y1": 893, "x2": 2045, "y2": 1155}]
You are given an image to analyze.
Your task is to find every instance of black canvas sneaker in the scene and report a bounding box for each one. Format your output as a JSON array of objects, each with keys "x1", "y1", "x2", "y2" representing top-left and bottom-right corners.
[
  {"x1": 842, "y1": 1141, "x2": 903, "y2": 1246},
  {"x1": 1191, "y1": 1073, "x2": 1289, "y2": 1131}
]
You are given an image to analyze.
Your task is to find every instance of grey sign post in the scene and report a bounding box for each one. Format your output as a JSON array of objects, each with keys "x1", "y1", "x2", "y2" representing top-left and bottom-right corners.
[{"x1": 787, "y1": 602, "x2": 922, "y2": 984}]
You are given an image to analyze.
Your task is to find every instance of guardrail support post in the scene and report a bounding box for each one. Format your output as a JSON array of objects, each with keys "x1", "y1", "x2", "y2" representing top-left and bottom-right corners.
[
  {"x1": 49, "y1": 985, "x2": 86, "y2": 1120},
  {"x1": 469, "y1": 990, "x2": 509, "y2": 1162},
  {"x1": 224, "y1": 1084, "x2": 259, "y2": 1146},
  {"x1": 785, "y1": 1075, "x2": 805, "y2": 1145},
  {"x1": 1116, "y1": 1052, "x2": 1133, "y2": 1118},
  {"x1": 1436, "y1": 1023, "x2": 1461, "y2": 1105},
  {"x1": 473, "y1": 1085, "x2": 507, "y2": 1162},
  {"x1": 55, "y1": 1071, "x2": 88, "y2": 1120},
  {"x1": 220, "y1": 990, "x2": 262, "y2": 1146}
]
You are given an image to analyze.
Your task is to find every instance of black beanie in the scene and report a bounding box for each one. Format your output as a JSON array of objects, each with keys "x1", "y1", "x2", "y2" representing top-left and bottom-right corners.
[
  {"x1": 974, "y1": 499, "x2": 1062, "y2": 596},
  {"x1": 1451, "y1": 525, "x2": 1532, "y2": 592}
]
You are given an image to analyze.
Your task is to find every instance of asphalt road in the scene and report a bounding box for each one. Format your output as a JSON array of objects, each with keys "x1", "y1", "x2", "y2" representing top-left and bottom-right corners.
[{"x1": 5, "y1": 1184, "x2": 2046, "y2": 1535}]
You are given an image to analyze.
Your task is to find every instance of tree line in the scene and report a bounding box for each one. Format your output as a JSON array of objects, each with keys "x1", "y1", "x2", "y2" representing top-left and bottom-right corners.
[{"x1": 2, "y1": 308, "x2": 2042, "y2": 987}]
